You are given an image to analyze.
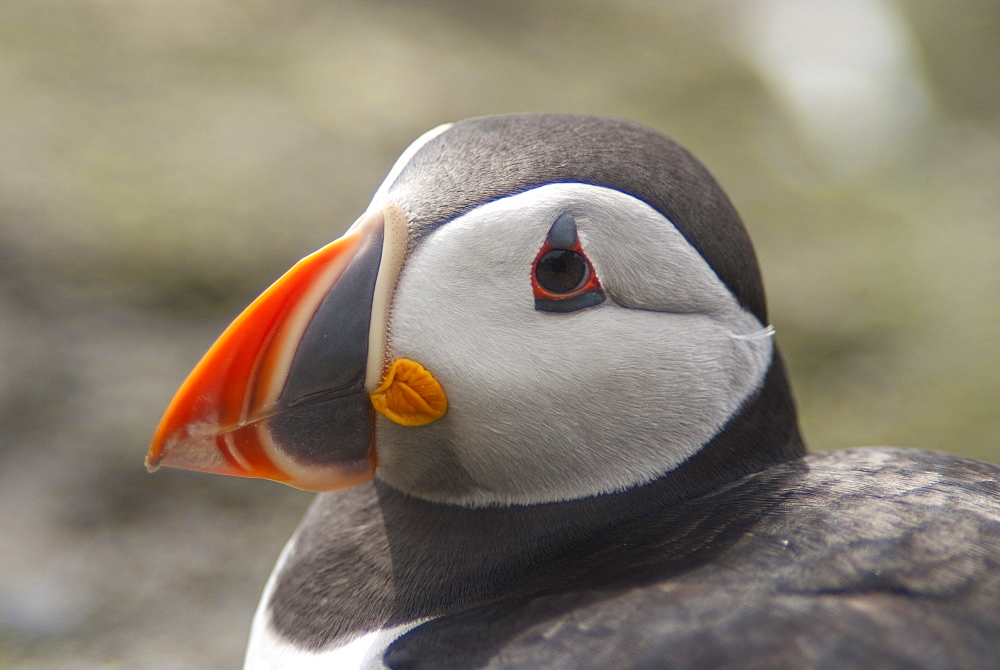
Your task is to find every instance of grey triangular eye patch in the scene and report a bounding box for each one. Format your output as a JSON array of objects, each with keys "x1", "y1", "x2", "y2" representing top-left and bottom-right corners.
[{"x1": 548, "y1": 213, "x2": 578, "y2": 249}]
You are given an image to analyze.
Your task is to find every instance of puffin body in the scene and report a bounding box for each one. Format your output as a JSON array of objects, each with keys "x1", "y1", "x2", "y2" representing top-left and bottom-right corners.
[{"x1": 147, "y1": 115, "x2": 1000, "y2": 669}]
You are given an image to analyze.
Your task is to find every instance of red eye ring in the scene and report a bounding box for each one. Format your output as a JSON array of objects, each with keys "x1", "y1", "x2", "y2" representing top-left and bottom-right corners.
[
  {"x1": 532, "y1": 238, "x2": 603, "y2": 302},
  {"x1": 532, "y1": 213, "x2": 605, "y2": 313},
  {"x1": 532, "y1": 246, "x2": 599, "y2": 299},
  {"x1": 535, "y1": 248, "x2": 589, "y2": 295}
]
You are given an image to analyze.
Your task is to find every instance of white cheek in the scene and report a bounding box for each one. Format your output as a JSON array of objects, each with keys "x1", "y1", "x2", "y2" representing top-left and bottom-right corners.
[{"x1": 378, "y1": 184, "x2": 772, "y2": 506}]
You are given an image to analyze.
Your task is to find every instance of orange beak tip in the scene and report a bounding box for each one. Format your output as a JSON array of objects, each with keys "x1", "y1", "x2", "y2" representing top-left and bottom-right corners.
[{"x1": 145, "y1": 438, "x2": 164, "y2": 472}]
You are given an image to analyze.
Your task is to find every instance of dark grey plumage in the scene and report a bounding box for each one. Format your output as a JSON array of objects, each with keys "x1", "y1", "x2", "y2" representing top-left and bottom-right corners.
[
  {"x1": 275, "y1": 449, "x2": 1000, "y2": 669},
  {"x1": 387, "y1": 449, "x2": 1000, "y2": 669}
]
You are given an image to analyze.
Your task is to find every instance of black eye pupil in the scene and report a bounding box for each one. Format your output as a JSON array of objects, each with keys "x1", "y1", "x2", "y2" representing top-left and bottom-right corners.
[{"x1": 536, "y1": 249, "x2": 588, "y2": 294}]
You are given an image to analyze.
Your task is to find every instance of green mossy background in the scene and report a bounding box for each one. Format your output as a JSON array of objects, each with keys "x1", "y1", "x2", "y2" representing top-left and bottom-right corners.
[{"x1": 1, "y1": 1, "x2": 997, "y2": 667}]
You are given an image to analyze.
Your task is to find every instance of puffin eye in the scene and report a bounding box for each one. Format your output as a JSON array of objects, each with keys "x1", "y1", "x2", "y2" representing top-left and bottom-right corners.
[
  {"x1": 535, "y1": 249, "x2": 589, "y2": 294},
  {"x1": 532, "y1": 214, "x2": 605, "y2": 313}
]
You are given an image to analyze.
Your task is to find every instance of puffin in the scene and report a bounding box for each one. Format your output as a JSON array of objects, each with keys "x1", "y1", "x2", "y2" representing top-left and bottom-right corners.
[{"x1": 147, "y1": 114, "x2": 1000, "y2": 669}]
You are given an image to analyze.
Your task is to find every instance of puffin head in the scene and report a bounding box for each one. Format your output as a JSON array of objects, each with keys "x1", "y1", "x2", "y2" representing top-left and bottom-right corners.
[{"x1": 148, "y1": 114, "x2": 802, "y2": 507}]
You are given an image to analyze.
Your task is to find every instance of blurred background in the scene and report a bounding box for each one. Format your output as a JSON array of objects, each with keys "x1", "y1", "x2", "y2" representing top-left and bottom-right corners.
[{"x1": 1, "y1": 0, "x2": 997, "y2": 667}]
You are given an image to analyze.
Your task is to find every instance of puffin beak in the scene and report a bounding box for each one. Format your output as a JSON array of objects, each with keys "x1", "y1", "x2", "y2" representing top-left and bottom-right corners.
[{"x1": 147, "y1": 203, "x2": 426, "y2": 492}]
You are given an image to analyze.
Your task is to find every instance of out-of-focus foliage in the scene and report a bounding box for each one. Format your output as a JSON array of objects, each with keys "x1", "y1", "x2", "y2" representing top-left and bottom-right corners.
[{"x1": 1, "y1": 1, "x2": 996, "y2": 667}]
